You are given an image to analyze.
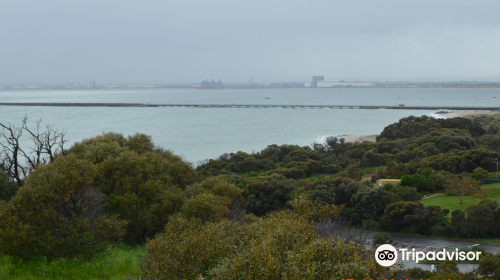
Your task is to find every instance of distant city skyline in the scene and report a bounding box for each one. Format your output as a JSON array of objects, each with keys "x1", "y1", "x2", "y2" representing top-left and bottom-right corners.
[{"x1": 3, "y1": 75, "x2": 500, "y2": 86}]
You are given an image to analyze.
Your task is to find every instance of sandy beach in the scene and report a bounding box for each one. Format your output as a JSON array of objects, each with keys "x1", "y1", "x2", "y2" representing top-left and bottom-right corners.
[
  {"x1": 435, "y1": 110, "x2": 500, "y2": 118},
  {"x1": 341, "y1": 134, "x2": 378, "y2": 143}
]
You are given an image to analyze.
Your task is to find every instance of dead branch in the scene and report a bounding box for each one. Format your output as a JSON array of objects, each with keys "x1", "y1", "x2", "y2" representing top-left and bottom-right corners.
[{"x1": 0, "y1": 116, "x2": 67, "y2": 186}]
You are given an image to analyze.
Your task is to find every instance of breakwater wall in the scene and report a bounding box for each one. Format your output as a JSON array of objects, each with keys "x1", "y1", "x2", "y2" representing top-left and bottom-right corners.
[{"x1": 1, "y1": 102, "x2": 500, "y2": 111}]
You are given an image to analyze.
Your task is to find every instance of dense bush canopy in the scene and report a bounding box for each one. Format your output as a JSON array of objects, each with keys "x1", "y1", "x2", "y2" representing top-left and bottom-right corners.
[
  {"x1": 3, "y1": 113, "x2": 500, "y2": 277},
  {"x1": 0, "y1": 154, "x2": 126, "y2": 259},
  {"x1": 143, "y1": 205, "x2": 383, "y2": 280},
  {"x1": 66, "y1": 132, "x2": 197, "y2": 243}
]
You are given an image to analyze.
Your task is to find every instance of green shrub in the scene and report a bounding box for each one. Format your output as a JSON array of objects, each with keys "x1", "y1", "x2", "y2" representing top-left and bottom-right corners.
[
  {"x1": 477, "y1": 253, "x2": 500, "y2": 279},
  {"x1": 290, "y1": 196, "x2": 343, "y2": 222},
  {"x1": 295, "y1": 177, "x2": 362, "y2": 206},
  {"x1": 350, "y1": 188, "x2": 402, "y2": 222},
  {"x1": 141, "y1": 215, "x2": 247, "y2": 279},
  {"x1": 243, "y1": 174, "x2": 297, "y2": 216},
  {"x1": 391, "y1": 186, "x2": 423, "y2": 201},
  {"x1": 372, "y1": 232, "x2": 393, "y2": 247},
  {"x1": 182, "y1": 175, "x2": 244, "y2": 222},
  {"x1": 209, "y1": 211, "x2": 383, "y2": 280},
  {"x1": 362, "y1": 219, "x2": 381, "y2": 231},
  {"x1": 67, "y1": 132, "x2": 196, "y2": 243},
  {"x1": 0, "y1": 169, "x2": 17, "y2": 201},
  {"x1": 184, "y1": 175, "x2": 242, "y2": 202},
  {"x1": 181, "y1": 193, "x2": 230, "y2": 222},
  {"x1": 381, "y1": 201, "x2": 448, "y2": 234},
  {"x1": 382, "y1": 183, "x2": 395, "y2": 191},
  {"x1": 401, "y1": 173, "x2": 428, "y2": 192},
  {"x1": 0, "y1": 154, "x2": 126, "y2": 259},
  {"x1": 142, "y1": 206, "x2": 384, "y2": 280},
  {"x1": 320, "y1": 164, "x2": 342, "y2": 174},
  {"x1": 271, "y1": 167, "x2": 307, "y2": 179},
  {"x1": 471, "y1": 167, "x2": 489, "y2": 181}
]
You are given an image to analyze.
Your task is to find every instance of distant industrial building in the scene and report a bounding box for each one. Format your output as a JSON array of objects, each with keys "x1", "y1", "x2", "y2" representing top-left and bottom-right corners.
[
  {"x1": 317, "y1": 80, "x2": 346, "y2": 87},
  {"x1": 345, "y1": 82, "x2": 375, "y2": 87},
  {"x1": 311, "y1": 76, "x2": 324, "y2": 87},
  {"x1": 304, "y1": 76, "x2": 375, "y2": 87}
]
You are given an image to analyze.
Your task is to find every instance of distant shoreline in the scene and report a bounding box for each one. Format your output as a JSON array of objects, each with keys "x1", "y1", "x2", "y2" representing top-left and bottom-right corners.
[
  {"x1": 2, "y1": 86, "x2": 500, "y2": 90},
  {"x1": 339, "y1": 111, "x2": 500, "y2": 143},
  {"x1": 340, "y1": 134, "x2": 378, "y2": 143},
  {"x1": 435, "y1": 110, "x2": 500, "y2": 118}
]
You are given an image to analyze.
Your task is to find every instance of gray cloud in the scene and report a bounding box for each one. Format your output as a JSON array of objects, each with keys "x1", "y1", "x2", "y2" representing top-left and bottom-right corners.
[{"x1": 1, "y1": 0, "x2": 499, "y2": 83}]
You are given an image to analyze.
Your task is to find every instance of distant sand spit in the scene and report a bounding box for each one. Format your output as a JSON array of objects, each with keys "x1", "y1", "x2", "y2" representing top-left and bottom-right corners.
[
  {"x1": 341, "y1": 134, "x2": 378, "y2": 143},
  {"x1": 435, "y1": 110, "x2": 500, "y2": 118}
]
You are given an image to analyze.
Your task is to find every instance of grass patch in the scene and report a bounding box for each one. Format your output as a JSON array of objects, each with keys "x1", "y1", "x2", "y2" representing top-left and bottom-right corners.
[
  {"x1": 360, "y1": 166, "x2": 380, "y2": 175},
  {"x1": 420, "y1": 195, "x2": 479, "y2": 214},
  {"x1": 309, "y1": 166, "x2": 379, "y2": 182},
  {"x1": 421, "y1": 186, "x2": 500, "y2": 215},
  {"x1": 0, "y1": 244, "x2": 145, "y2": 280}
]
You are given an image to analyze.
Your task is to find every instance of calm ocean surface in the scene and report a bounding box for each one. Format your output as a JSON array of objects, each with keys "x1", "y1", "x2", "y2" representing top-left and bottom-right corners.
[{"x1": 1, "y1": 88, "x2": 499, "y2": 163}]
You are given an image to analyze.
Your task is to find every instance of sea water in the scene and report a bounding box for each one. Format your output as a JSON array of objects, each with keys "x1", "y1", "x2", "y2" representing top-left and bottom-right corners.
[{"x1": 1, "y1": 87, "x2": 498, "y2": 163}]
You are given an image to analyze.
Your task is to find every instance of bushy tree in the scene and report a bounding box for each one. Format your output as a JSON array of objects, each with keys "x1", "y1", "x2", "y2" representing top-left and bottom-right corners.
[
  {"x1": 142, "y1": 214, "x2": 247, "y2": 279},
  {"x1": 400, "y1": 173, "x2": 428, "y2": 192},
  {"x1": 391, "y1": 186, "x2": 423, "y2": 201},
  {"x1": 477, "y1": 253, "x2": 500, "y2": 279},
  {"x1": 347, "y1": 162, "x2": 363, "y2": 181},
  {"x1": 420, "y1": 148, "x2": 499, "y2": 174},
  {"x1": 209, "y1": 211, "x2": 383, "y2": 280},
  {"x1": 67, "y1": 132, "x2": 197, "y2": 243},
  {"x1": 433, "y1": 260, "x2": 463, "y2": 280},
  {"x1": 290, "y1": 196, "x2": 343, "y2": 222},
  {"x1": 444, "y1": 177, "x2": 488, "y2": 205},
  {"x1": 386, "y1": 161, "x2": 409, "y2": 178},
  {"x1": 377, "y1": 115, "x2": 442, "y2": 141},
  {"x1": 296, "y1": 177, "x2": 362, "y2": 206},
  {"x1": 381, "y1": 201, "x2": 423, "y2": 232},
  {"x1": 271, "y1": 167, "x2": 307, "y2": 179},
  {"x1": 450, "y1": 209, "x2": 467, "y2": 236},
  {"x1": 471, "y1": 167, "x2": 489, "y2": 181},
  {"x1": 155, "y1": 175, "x2": 245, "y2": 227},
  {"x1": 0, "y1": 168, "x2": 17, "y2": 201},
  {"x1": 143, "y1": 208, "x2": 384, "y2": 280},
  {"x1": 427, "y1": 170, "x2": 455, "y2": 193},
  {"x1": 181, "y1": 193, "x2": 230, "y2": 222},
  {"x1": 467, "y1": 202, "x2": 496, "y2": 236},
  {"x1": 0, "y1": 154, "x2": 126, "y2": 259},
  {"x1": 377, "y1": 115, "x2": 484, "y2": 141},
  {"x1": 282, "y1": 149, "x2": 315, "y2": 164},
  {"x1": 477, "y1": 134, "x2": 500, "y2": 152},
  {"x1": 382, "y1": 183, "x2": 395, "y2": 191},
  {"x1": 350, "y1": 188, "x2": 402, "y2": 222},
  {"x1": 361, "y1": 148, "x2": 381, "y2": 167},
  {"x1": 185, "y1": 175, "x2": 241, "y2": 200},
  {"x1": 451, "y1": 199, "x2": 500, "y2": 237},
  {"x1": 381, "y1": 201, "x2": 448, "y2": 234},
  {"x1": 243, "y1": 174, "x2": 296, "y2": 216}
]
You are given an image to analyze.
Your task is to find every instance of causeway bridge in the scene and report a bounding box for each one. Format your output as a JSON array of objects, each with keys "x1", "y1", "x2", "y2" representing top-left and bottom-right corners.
[{"x1": 1, "y1": 102, "x2": 500, "y2": 111}]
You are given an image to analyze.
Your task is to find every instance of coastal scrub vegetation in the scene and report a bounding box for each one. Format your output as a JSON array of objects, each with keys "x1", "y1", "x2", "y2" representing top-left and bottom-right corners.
[{"x1": 3, "y1": 114, "x2": 500, "y2": 278}]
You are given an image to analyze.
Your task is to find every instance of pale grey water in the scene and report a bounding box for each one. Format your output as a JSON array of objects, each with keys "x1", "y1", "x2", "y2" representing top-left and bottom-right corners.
[{"x1": 1, "y1": 88, "x2": 499, "y2": 163}]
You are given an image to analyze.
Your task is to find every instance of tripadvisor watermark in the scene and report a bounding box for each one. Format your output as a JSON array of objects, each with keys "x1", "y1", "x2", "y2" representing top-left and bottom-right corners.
[{"x1": 375, "y1": 244, "x2": 482, "y2": 267}]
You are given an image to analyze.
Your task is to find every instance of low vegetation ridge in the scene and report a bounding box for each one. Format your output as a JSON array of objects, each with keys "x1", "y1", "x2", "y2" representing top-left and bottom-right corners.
[{"x1": 2, "y1": 114, "x2": 500, "y2": 279}]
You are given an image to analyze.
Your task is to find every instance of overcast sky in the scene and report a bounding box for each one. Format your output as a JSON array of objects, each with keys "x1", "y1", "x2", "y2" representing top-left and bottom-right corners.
[{"x1": 1, "y1": 0, "x2": 499, "y2": 84}]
